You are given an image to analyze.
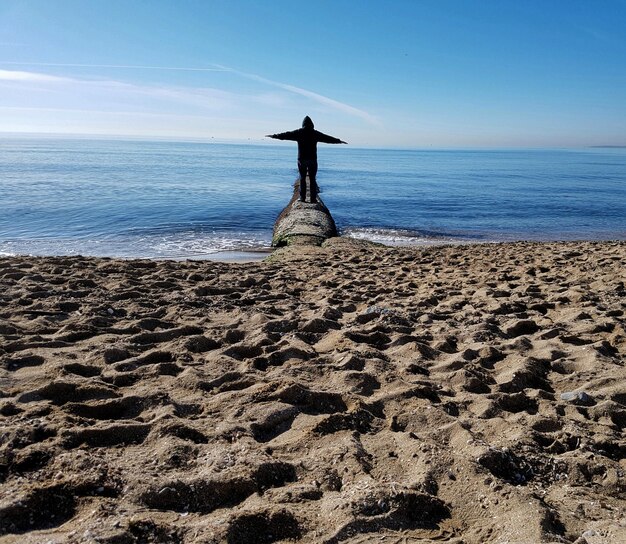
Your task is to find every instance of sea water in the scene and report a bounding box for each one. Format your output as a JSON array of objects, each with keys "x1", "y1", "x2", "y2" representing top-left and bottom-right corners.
[{"x1": 1, "y1": 137, "x2": 625, "y2": 259}]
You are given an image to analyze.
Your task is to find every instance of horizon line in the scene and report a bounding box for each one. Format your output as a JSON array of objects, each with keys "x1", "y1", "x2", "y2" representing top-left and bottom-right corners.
[{"x1": 0, "y1": 130, "x2": 617, "y2": 151}]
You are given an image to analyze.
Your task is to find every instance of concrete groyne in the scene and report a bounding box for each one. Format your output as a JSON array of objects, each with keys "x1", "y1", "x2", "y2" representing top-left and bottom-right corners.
[{"x1": 272, "y1": 176, "x2": 338, "y2": 247}]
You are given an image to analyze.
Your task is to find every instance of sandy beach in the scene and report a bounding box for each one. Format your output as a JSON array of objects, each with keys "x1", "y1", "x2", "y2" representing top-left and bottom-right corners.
[{"x1": 0, "y1": 239, "x2": 624, "y2": 543}]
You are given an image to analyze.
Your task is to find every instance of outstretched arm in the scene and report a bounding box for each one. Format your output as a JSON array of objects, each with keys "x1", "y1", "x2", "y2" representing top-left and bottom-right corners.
[
  {"x1": 266, "y1": 129, "x2": 300, "y2": 141},
  {"x1": 315, "y1": 131, "x2": 347, "y2": 144}
]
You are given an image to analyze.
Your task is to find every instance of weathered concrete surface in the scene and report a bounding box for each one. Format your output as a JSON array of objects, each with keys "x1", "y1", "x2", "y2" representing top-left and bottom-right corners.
[{"x1": 272, "y1": 177, "x2": 338, "y2": 247}]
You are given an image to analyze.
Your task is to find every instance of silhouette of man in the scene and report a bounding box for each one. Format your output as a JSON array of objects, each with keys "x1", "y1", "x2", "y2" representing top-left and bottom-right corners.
[{"x1": 267, "y1": 116, "x2": 346, "y2": 203}]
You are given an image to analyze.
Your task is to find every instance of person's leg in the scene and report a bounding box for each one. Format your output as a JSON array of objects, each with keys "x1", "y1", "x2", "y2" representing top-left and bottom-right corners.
[
  {"x1": 309, "y1": 161, "x2": 318, "y2": 202},
  {"x1": 297, "y1": 160, "x2": 307, "y2": 201}
]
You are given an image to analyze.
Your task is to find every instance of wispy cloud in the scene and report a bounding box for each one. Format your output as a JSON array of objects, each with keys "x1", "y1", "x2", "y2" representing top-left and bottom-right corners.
[
  {"x1": 0, "y1": 69, "x2": 69, "y2": 82},
  {"x1": 0, "y1": 61, "x2": 376, "y2": 124},
  {"x1": 0, "y1": 68, "x2": 236, "y2": 111},
  {"x1": 0, "y1": 61, "x2": 229, "y2": 72}
]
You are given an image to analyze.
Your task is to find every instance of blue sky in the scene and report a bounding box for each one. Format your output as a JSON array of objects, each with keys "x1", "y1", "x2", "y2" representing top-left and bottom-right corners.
[{"x1": 0, "y1": 0, "x2": 625, "y2": 147}]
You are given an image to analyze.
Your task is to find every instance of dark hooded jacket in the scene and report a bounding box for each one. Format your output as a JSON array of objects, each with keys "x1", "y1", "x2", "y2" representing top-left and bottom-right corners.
[{"x1": 268, "y1": 116, "x2": 345, "y2": 160}]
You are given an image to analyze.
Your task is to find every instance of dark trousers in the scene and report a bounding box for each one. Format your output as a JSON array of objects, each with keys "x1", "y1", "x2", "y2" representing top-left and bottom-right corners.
[{"x1": 297, "y1": 159, "x2": 318, "y2": 202}]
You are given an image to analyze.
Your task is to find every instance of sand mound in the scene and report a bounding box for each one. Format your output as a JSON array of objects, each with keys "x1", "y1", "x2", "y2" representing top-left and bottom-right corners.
[{"x1": 1, "y1": 240, "x2": 625, "y2": 543}]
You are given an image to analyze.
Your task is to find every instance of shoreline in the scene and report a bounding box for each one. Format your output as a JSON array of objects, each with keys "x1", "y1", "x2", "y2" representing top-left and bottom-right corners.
[
  {"x1": 3, "y1": 236, "x2": 626, "y2": 264},
  {"x1": 0, "y1": 247, "x2": 274, "y2": 264},
  {"x1": 1, "y1": 239, "x2": 624, "y2": 543}
]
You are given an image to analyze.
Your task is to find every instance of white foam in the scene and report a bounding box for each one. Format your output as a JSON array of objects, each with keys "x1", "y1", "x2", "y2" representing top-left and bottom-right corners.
[
  {"x1": 342, "y1": 227, "x2": 463, "y2": 247},
  {"x1": 0, "y1": 231, "x2": 272, "y2": 260}
]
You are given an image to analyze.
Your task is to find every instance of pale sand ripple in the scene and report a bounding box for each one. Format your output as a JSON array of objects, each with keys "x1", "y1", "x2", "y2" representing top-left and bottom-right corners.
[{"x1": 0, "y1": 239, "x2": 625, "y2": 543}]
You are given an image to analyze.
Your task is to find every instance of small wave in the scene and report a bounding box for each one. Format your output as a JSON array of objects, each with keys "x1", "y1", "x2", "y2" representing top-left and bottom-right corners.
[
  {"x1": 147, "y1": 232, "x2": 271, "y2": 259},
  {"x1": 342, "y1": 227, "x2": 477, "y2": 247},
  {"x1": 0, "y1": 230, "x2": 272, "y2": 260}
]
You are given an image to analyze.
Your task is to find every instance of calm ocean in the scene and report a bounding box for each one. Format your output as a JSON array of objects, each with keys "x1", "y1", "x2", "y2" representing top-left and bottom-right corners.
[{"x1": 1, "y1": 137, "x2": 625, "y2": 259}]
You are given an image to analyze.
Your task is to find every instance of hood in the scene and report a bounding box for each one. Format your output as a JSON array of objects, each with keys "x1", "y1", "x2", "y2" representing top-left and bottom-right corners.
[{"x1": 302, "y1": 116, "x2": 314, "y2": 129}]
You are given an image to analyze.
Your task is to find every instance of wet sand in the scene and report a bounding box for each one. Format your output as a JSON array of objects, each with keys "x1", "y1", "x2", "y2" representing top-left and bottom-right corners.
[{"x1": 0, "y1": 239, "x2": 625, "y2": 543}]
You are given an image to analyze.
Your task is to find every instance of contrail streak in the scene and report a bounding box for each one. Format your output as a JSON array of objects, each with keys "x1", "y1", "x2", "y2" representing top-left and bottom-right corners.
[{"x1": 217, "y1": 65, "x2": 377, "y2": 124}]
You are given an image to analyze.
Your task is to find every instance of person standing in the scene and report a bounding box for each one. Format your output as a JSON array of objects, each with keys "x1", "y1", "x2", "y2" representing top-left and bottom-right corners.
[{"x1": 267, "y1": 116, "x2": 347, "y2": 203}]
